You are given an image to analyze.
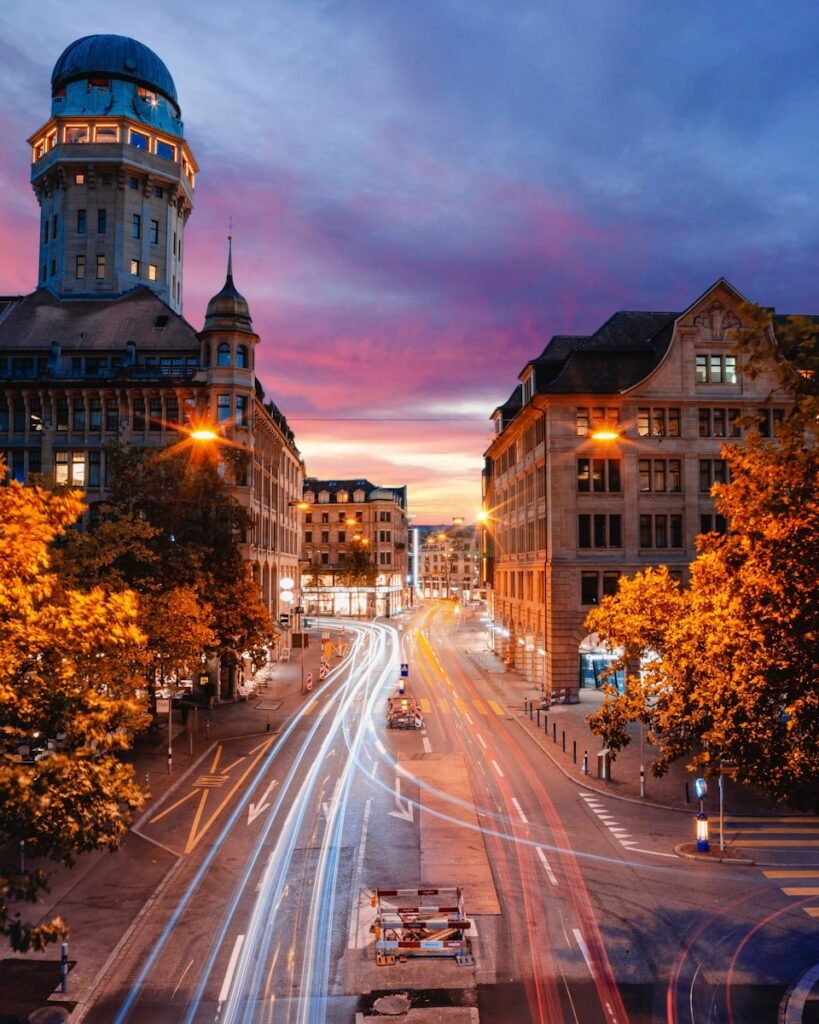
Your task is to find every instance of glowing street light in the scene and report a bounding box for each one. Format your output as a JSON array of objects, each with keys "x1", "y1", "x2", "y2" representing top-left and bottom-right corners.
[
  {"x1": 190, "y1": 428, "x2": 219, "y2": 442},
  {"x1": 590, "y1": 428, "x2": 620, "y2": 441}
]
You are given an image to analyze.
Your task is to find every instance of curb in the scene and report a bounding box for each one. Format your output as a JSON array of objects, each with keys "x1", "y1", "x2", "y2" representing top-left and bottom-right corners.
[{"x1": 673, "y1": 842, "x2": 755, "y2": 865}]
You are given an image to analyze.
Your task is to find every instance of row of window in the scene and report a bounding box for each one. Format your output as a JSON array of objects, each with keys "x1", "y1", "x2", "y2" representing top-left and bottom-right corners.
[
  {"x1": 575, "y1": 400, "x2": 776, "y2": 440},
  {"x1": 577, "y1": 513, "x2": 684, "y2": 550},
  {"x1": 305, "y1": 510, "x2": 364, "y2": 524},
  {"x1": 307, "y1": 550, "x2": 394, "y2": 566},
  {"x1": 216, "y1": 394, "x2": 249, "y2": 426},
  {"x1": 576, "y1": 457, "x2": 725, "y2": 494},
  {"x1": 0, "y1": 354, "x2": 199, "y2": 381},
  {"x1": 43, "y1": 124, "x2": 178, "y2": 163},
  {"x1": 304, "y1": 528, "x2": 393, "y2": 544},
  {"x1": 0, "y1": 395, "x2": 196, "y2": 434}
]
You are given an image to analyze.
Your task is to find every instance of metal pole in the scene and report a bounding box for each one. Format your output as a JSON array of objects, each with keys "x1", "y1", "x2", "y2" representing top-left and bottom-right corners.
[
  {"x1": 719, "y1": 770, "x2": 725, "y2": 852},
  {"x1": 640, "y1": 720, "x2": 646, "y2": 798},
  {"x1": 19, "y1": 839, "x2": 24, "y2": 874},
  {"x1": 167, "y1": 699, "x2": 172, "y2": 774},
  {"x1": 60, "y1": 942, "x2": 69, "y2": 994}
]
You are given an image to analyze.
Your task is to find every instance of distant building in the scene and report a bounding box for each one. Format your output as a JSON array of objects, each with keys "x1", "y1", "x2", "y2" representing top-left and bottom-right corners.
[
  {"x1": 417, "y1": 525, "x2": 480, "y2": 601},
  {"x1": 0, "y1": 35, "x2": 304, "y2": 698},
  {"x1": 482, "y1": 279, "x2": 789, "y2": 701},
  {"x1": 299, "y1": 478, "x2": 409, "y2": 617}
]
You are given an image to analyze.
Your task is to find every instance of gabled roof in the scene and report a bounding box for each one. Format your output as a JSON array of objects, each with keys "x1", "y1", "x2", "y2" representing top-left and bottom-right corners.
[{"x1": 0, "y1": 286, "x2": 199, "y2": 353}]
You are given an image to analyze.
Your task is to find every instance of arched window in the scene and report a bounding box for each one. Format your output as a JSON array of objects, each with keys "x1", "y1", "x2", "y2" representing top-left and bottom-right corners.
[
  {"x1": 237, "y1": 345, "x2": 249, "y2": 368},
  {"x1": 217, "y1": 342, "x2": 231, "y2": 367}
]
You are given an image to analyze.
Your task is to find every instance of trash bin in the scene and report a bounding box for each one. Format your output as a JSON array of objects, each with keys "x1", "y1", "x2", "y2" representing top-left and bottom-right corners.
[{"x1": 597, "y1": 748, "x2": 611, "y2": 781}]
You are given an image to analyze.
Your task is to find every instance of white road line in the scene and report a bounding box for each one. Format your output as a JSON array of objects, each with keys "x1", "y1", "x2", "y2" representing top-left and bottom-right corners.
[
  {"x1": 572, "y1": 927, "x2": 594, "y2": 977},
  {"x1": 464, "y1": 712, "x2": 474, "y2": 726},
  {"x1": 511, "y1": 797, "x2": 528, "y2": 824},
  {"x1": 375, "y1": 739, "x2": 386, "y2": 755},
  {"x1": 477, "y1": 733, "x2": 488, "y2": 749},
  {"x1": 492, "y1": 760, "x2": 505, "y2": 778},
  {"x1": 218, "y1": 933, "x2": 245, "y2": 1005},
  {"x1": 536, "y1": 847, "x2": 558, "y2": 886},
  {"x1": 629, "y1": 847, "x2": 678, "y2": 858},
  {"x1": 422, "y1": 736, "x2": 432, "y2": 754}
]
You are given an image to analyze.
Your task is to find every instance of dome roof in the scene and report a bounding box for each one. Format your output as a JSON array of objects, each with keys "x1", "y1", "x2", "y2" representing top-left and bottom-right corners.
[
  {"x1": 203, "y1": 241, "x2": 254, "y2": 333},
  {"x1": 52, "y1": 34, "x2": 177, "y2": 104}
]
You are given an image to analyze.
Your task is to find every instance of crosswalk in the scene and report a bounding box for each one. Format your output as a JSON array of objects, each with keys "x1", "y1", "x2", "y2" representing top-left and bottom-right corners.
[{"x1": 722, "y1": 815, "x2": 819, "y2": 918}]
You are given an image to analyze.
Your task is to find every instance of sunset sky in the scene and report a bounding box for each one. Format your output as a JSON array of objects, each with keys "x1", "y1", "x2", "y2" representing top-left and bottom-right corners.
[{"x1": 2, "y1": 1, "x2": 819, "y2": 521}]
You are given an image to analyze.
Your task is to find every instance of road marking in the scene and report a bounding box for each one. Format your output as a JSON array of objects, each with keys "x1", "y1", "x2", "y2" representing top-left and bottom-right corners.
[
  {"x1": 171, "y1": 958, "x2": 194, "y2": 999},
  {"x1": 488, "y1": 700, "x2": 505, "y2": 716},
  {"x1": 422, "y1": 736, "x2": 432, "y2": 754},
  {"x1": 247, "y1": 778, "x2": 279, "y2": 825},
  {"x1": 347, "y1": 799, "x2": 372, "y2": 949},
  {"x1": 511, "y1": 797, "x2": 528, "y2": 824},
  {"x1": 389, "y1": 775, "x2": 414, "y2": 823},
  {"x1": 420, "y1": 698, "x2": 432, "y2": 714},
  {"x1": 537, "y1": 847, "x2": 558, "y2": 886},
  {"x1": 473, "y1": 699, "x2": 488, "y2": 715},
  {"x1": 302, "y1": 700, "x2": 318, "y2": 715},
  {"x1": 572, "y1": 928, "x2": 594, "y2": 977},
  {"x1": 375, "y1": 739, "x2": 386, "y2": 755},
  {"x1": 492, "y1": 760, "x2": 505, "y2": 778},
  {"x1": 627, "y1": 847, "x2": 678, "y2": 858},
  {"x1": 218, "y1": 933, "x2": 245, "y2": 1005},
  {"x1": 148, "y1": 786, "x2": 199, "y2": 824},
  {"x1": 464, "y1": 711, "x2": 474, "y2": 726},
  {"x1": 783, "y1": 962, "x2": 819, "y2": 1024},
  {"x1": 734, "y1": 839, "x2": 819, "y2": 847},
  {"x1": 782, "y1": 887, "x2": 819, "y2": 896},
  {"x1": 476, "y1": 733, "x2": 488, "y2": 749},
  {"x1": 724, "y1": 815, "x2": 818, "y2": 822},
  {"x1": 764, "y1": 870, "x2": 819, "y2": 878}
]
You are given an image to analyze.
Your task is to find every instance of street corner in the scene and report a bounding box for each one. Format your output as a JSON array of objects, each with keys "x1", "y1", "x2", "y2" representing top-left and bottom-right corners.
[{"x1": 674, "y1": 842, "x2": 755, "y2": 865}]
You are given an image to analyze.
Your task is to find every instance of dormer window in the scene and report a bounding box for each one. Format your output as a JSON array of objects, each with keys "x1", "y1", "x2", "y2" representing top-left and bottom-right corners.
[
  {"x1": 353, "y1": 490, "x2": 365, "y2": 503},
  {"x1": 303, "y1": 491, "x2": 315, "y2": 503},
  {"x1": 695, "y1": 354, "x2": 738, "y2": 384},
  {"x1": 137, "y1": 87, "x2": 158, "y2": 105},
  {"x1": 522, "y1": 373, "x2": 534, "y2": 404},
  {"x1": 337, "y1": 490, "x2": 348, "y2": 503},
  {"x1": 318, "y1": 490, "x2": 330, "y2": 503}
]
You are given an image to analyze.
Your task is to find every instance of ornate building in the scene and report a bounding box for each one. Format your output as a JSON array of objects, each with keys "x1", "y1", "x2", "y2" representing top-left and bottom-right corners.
[
  {"x1": 418, "y1": 525, "x2": 480, "y2": 601},
  {"x1": 482, "y1": 279, "x2": 788, "y2": 701},
  {"x1": 299, "y1": 478, "x2": 409, "y2": 617},
  {"x1": 0, "y1": 35, "x2": 303, "y2": 643}
]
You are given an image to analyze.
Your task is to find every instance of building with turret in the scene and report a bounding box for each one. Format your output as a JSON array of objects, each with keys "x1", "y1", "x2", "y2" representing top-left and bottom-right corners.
[{"x1": 0, "y1": 35, "x2": 304, "y2": 667}]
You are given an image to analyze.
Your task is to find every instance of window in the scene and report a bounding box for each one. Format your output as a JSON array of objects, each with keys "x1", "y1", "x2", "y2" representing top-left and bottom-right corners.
[
  {"x1": 105, "y1": 399, "x2": 119, "y2": 432},
  {"x1": 379, "y1": 530, "x2": 392, "y2": 542},
  {"x1": 150, "y1": 219, "x2": 159, "y2": 244},
  {"x1": 699, "y1": 408, "x2": 741, "y2": 438},
  {"x1": 137, "y1": 86, "x2": 157, "y2": 103},
  {"x1": 149, "y1": 396, "x2": 162, "y2": 426},
  {"x1": 96, "y1": 254, "x2": 106, "y2": 279},
  {"x1": 132, "y1": 398, "x2": 145, "y2": 431},
  {"x1": 321, "y1": 531, "x2": 329, "y2": 543},
  {"x1": 72, "y1": 452, "x2": 85, "y2": 486},
  {"x1": 130, "y1": 259, "x2": 140, "y2": 276},
  {"x1": 581, "y1": 572, "x2": 599, "y2": 605},
  {"x1": 379, "y1": 510, "x2": 392, "y2": 522},
  {"x1": 578, "y1": 514, "x2": 622, "y2": 548},
  {"x1": 65, "y1": 125, "x2": 88, "y2": 144},
  {"x1": 55, "y1": 451, "x2": 86, "y2": 486},
  {"x1": 97, "y1": 209, "x2": 107, "y2": 233},
  {"x1": 318, "y1": 491, "x2": 330, "y2": 503},
  {"x1": 72, "y1": 398, "x2": 85, "y2": 431},
  {"x1": 321, "y1": 512, "x2": 329, "y2": 523},
  {"x1": 638, "y1": 458, "x2": 682, "y2": 492},
  {"x1": 13, "y1": 401, "x2": 26, "y2": 432},
  {"x1": 305, "y1": 530, "x2": 313, "y2": 543},
  {"x1": 148, "y1": 264, "x2": 158, "y2": 281},
  {"x1": 165, "y1": 396, "x2": 179, "y2": 424},
  {"x1": 43, "y1": 220, "x2": 49, "y2": 244},
  {"x1": 602, "y1": 572, "x2": 620, "y2": 597},
  {"x1": 154, "y1": 185, "x2": 164, "y2": 198},
  {"x1": 51, "y1": 259, "x2": 56, "y2": 277},
  {"x1": 321, "y1": 552, "x2": 329, "y2": 565},
  {"x1": 52, "y1": 214, "x2": 58, "y2": 236},
  {"x1": 216, "y1": 394, "x2": 231, "y2": 422},
  {"x1": 577, "y1": 458, "x2": 621, "y2": 493},
  {"x1": 236, "y1": 345, "x2": 249, "y2": 368},
  {"x1": 88, "y1": 450, "x2": 101, "y2": 488},
  {"x1": 56, "y1": 398, "x2": 69, "y2": 431},
  {"x1": 129, "y1": 176, "x2": 139, "y2": 190},
  {"x1": 640, "y1": 514, "x2": 683, "y2": 548},
  {"x1": 55, "y1": 451, "x2": 69, "y2": 484},
  {"x1": 129, "y1": 130, "x2": 149, "y2": 151},
  {"x1": 758, "y1": 408, "x2": 785, "y2": 438},
  {"x1": 699, "y1": 514, "x2": 728, "y2": 535},
  {"x1": 74, "y1": 172, "x2": 85, "y2": 185},
  {"x1": 217, "y1": 343, "x2": 231, "y2": 366},
  {"x1": 699, "y1": 459, "x2": 728, "y2": 493},
  {"x1": 337, "y1": 490, "x2": 348, "y2": 503},
  {"x1": 77, "y1": 209, "x2": 86, "y2": 234},
  {"x1": 87, "y1": 77, "x2": 109, "y2": 90},
  {"x1": 696, "y1": 354, "x2": 738, "y2": 384},
  {"x1": 89, "y1": 398, "x2": 102, "y2": 431},
  {"x1": 95, "y1": 126, "x2": 118, "y2": 143},
  {"x1": 132, "y1": 214, "x2": 141, "y2": 239},
  {"x1": 236, "y1": 395, "x2": 248, "y2": 426},
  {"x1": 379, "y1": 551, "x2": 392, "y2": 565},
  {"x1": 155, "y1": 140, "x2": 175, "y2": 161},
  {"x1": 338, "y1": 531, "x2": 346, "y2": 543},
  {"x1": 305, "y1": 513, "x2": 313, "y2": 523},
  {"x1": 637, "y1": 407, "x2": 681, "y2": 438},
  {"x1": 75, "y1": 254, "x2": 86, "y2": 279}
]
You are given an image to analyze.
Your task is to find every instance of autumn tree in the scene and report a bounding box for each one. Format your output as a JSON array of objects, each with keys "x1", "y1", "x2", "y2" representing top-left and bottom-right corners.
[
  {"x1": 586, "y1": 309, "x2": 818, "y2": 810},
  {"x1": 0, "y1": 464, "x2": 150, "y2": 950}
]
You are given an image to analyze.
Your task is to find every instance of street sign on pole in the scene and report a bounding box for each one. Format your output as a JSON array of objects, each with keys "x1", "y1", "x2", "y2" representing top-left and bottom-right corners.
[
  {"x1": 156, "y1": 698, "x2": 171, "y2": 714},
  {"x1": 400, "y1": 663, "x2": 409, "y2": 677}
]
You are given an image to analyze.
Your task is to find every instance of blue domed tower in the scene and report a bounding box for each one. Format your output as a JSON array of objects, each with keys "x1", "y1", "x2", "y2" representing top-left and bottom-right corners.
[{"x1": 27, "y1": 34, "x2": 197, "y2": 313}]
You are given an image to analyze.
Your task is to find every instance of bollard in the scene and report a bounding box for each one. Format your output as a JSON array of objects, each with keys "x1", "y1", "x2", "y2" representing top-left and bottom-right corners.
[
  {"x1": 145, "y1": 771, "x2": 150, "y2": 790},
  {"x1": 266, "y1": 715, "x2": 271, "y2": 733},
  {"x1": 60, "y1": 942, "x2": 69, "y2": 994},
  {"x1": 684, "y1": 781, "x2": 690, "y2": 805},
  {"x1": 544, "y1": 714, "x2": 548, "y2": 735},
  {"x1": 536, "y1": 709, "x2": 540, "y2": 727},
  {"x1": 167, "y1": 751, "x2": 172, "y2": 775},
  {"x1": 529, "y1": 701, "x2": 533, "y2": 721},
  {"x1": 19, "y1": 839, "x2": 24, "y2": 874},
  {"x1": 562, "y1": 730, "x2": 566, "y2": 753},
  {"x1": 189, "y1": 731, "x2": 194, "y2": 756},
  {"x1": 552, "y1": 722, "x2": 557, "y2": 742},
  {"x1": 582, "y1": 750, "x2": 589, "y2": 775},
  {"x1": 572, "y1": 740, "x2": 577, "y2": 764}
]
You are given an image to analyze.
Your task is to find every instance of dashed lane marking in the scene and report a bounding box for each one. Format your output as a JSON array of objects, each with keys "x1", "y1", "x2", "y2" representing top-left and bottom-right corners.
[{"x1": 488, "y1": 700, "x2": 505, "y2": 716}]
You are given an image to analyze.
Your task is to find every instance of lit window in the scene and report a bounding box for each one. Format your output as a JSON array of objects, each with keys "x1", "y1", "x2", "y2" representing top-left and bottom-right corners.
[
  {"x1": 87, "y1": 77, "x2": 109, "y2": 90},
  {"x1": 129, "y1": 130, "x2": 149, "y2": 151},
  {"x1": 148, "y1": 264, "x2": 158, "y2": 281},
  {"x1": 75, "y1": 254, "x2": 86, "y2": 280},
  {"x1": 74, "y1": 172, "x2": 85, "y2": 185},
  {"x1": 95, "y1": 125, "x2": 118, "y2": 143},
  {"x1": 65, "y1": 125, "x2": 89, "y2": 144},
  {"x1": 130, "y1": 259, "x2": 140, "y2": 276},
  {"x1": 137, "y1": 87, "x2": 158, "y2": 104}
]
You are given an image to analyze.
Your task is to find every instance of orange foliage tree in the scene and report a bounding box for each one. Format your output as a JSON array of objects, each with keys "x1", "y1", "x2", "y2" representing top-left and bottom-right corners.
[{"x1": 0, "y1": 464, "x2": 150, "y2": 950}]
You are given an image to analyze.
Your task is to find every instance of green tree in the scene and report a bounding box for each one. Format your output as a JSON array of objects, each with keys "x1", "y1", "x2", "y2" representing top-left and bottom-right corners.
[
  {"x1": 586, "y1": 313, "x2": 818, "y2": 810},
  {"x1": 0, "y1": 465, "x2": 149, "y2": 950}
]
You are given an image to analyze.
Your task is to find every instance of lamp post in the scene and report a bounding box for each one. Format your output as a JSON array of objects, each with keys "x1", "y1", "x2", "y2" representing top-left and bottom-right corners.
[{"x1": 694, "y1": 777, "x2": 709, "y2": 852}]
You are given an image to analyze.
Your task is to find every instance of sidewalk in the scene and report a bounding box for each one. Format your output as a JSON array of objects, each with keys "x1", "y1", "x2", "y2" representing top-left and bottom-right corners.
[
  {"x1": 454, "y1": 614, "x2": 784, "y2": 818},
  {"x1": 0, "y1": 634, "x2": 327, "y2": 1024}
]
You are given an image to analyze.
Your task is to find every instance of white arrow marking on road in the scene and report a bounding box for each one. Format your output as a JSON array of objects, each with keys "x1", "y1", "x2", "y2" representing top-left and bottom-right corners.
[
  {"x1": 389, "y1": 775, "x2": 414, "y2": 823},
  {"x1": 322, "y1": 778, "x2": 342, "y2": 822},
  {"x1": 247, "y1": 779, "x2": 279, "y2": 825}
]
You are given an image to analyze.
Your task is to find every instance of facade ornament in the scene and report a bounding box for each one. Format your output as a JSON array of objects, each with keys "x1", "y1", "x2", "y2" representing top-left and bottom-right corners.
[{"x1": 694, "y1": 301, "x2": 740, "y2": 341}]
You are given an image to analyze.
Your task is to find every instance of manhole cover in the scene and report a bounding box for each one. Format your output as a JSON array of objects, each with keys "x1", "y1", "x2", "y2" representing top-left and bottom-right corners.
[{"x1": 372, "y1": 993, "x2": 411, "y2": 1015}]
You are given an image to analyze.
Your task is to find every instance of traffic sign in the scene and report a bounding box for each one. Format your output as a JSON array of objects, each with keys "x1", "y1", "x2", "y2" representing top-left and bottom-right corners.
[
  {"x1": 279, "y1": 613, "x2": 290, "y2": 626},
  {"x1": 306, "y1": 672, "x2": 313, "y2": 692},
  {"x1": 400, "y1": 663, "x2": 409, "y2": 677},
  {"x1": 156, "y1": 698, "x2": 170, "y2": 714}
]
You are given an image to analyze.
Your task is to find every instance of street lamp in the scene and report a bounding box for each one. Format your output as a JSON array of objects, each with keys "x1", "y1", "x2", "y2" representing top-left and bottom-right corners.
[{"x1": 694, "y1": 778, "x2": 709, "y2": 852}]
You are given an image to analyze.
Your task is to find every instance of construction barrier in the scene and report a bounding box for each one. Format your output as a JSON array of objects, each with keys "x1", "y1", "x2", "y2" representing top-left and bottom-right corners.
[
  {"x1": 386, "y1": 694, "x2": 423, "y2": 729},
  {"x1": 372, "y1": 887, "x2": 474, "y2": 966}
]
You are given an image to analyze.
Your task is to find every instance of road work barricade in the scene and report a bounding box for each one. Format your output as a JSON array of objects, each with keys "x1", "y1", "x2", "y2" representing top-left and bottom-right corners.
[
  {"x1": 372, "y1": 887, "x2": 474, "y2": 966},
  {"x1": 385, "y1": 694, "x2": 423, "y2": 729}
]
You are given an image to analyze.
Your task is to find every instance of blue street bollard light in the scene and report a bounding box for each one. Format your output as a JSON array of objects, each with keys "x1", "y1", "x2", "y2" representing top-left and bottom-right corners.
[{"x1": 696, "y1": 811, "x2": 709, "y2": 852}]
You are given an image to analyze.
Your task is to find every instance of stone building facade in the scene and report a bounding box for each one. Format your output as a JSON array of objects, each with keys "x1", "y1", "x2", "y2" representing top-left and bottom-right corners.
[
  {"x1": 482, "y1": 279, "x2": 788, "y2": 700},
  {"x1": 0, "y1": 34, "x2": 303, "y2": 645},
  {"x1": 418, "y1": 525, "x2": 480, "y2": 601},
  {"x1": 299, "y1": 478, "x2": 409, "y2": 617}
]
